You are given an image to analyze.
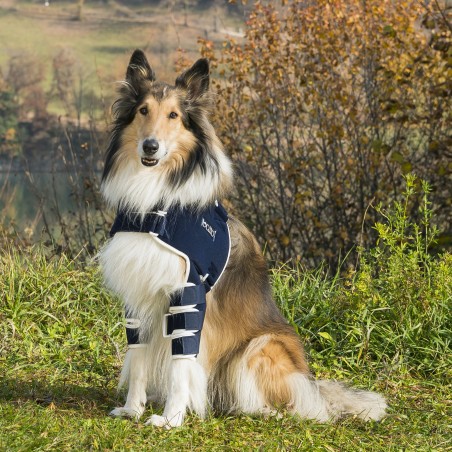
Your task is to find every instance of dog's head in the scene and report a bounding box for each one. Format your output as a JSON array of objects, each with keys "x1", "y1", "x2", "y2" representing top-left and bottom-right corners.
[
  {"x1": 102, "y1": 50, "x2": 232, "y2": 211},
  {"x1": 103, "y1": 50, "x2": 215, "y2": 183}
]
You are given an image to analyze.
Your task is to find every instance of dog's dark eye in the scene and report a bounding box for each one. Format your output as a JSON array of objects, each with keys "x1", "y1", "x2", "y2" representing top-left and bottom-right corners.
[
  {"x1": 169, "y1": 111, "x2": 178, "y2": 119},
  {"x1": 139, "y1": 106, "x2": 148, "y2": 116}
]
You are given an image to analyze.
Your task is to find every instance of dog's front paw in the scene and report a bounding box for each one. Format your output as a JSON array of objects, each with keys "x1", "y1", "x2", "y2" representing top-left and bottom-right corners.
[
  {"x1": 144, "y1": 413, "x2": 183, "y2": 429},
  {"x1": 261, "y1": 406, "x2": 284, "y2": 419},
  {"x1": 110, "y1": 406, "x2": 143, "y2": 420}
]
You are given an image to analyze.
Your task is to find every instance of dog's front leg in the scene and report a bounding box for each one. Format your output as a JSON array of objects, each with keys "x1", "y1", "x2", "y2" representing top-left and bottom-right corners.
[
  {"x1": 110, "y1": 346, "x2": 148, "y2": 419},
  {"x1": 145, "y1": 358, "x2": 207, "y2": 428}
]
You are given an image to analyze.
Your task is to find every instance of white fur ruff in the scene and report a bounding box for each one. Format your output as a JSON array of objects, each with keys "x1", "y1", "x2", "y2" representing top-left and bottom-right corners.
[{"x1": 101, "y1": 143, "x2": 232, "y2": 214}]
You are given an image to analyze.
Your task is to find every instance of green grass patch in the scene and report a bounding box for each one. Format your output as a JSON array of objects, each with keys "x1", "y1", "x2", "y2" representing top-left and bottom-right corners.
[{"x1": 1, "y1": 176, "x2": 451, "y2": 450}]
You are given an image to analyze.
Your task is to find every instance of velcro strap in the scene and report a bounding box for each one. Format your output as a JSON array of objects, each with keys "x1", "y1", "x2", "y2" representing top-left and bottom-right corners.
[
  {"x1": 124, "y1": 311, "x2": 140, "y2": 345},
  {"x1": 165, "y1": 310, "x2": 205, "y2": 336},
  {"x1": 110, "y1": 210, "x2": 167, "y2": 237},
  {"x1": 214, "y1": 200, "x2": 228, "y2": 222},
  {"x1": 125, "y1": 318, "x2": 140, "y2": 329},
  {"x1": 170, "y1": 284, "x2": 206, "y2": 307},
  {"x1": 126, "y1": 326, "x2": 140, "y2": 345},
  {"x1": 171, "y1": 334, "x2": 201, "y2": 356},
  {"x1": 144, "y1": 211, "x2": 167, "y2": 236}
]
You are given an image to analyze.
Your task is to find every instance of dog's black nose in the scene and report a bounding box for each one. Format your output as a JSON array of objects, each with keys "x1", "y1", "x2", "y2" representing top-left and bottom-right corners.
[{"x1": 142, "y1": 138, "x2": 159, "y2": 155}]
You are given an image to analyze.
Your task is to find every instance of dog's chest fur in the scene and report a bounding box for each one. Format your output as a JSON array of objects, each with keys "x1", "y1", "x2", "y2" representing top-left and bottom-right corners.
[{"x1": 100, "y1": 233, "x2": 186, "y2": 319}]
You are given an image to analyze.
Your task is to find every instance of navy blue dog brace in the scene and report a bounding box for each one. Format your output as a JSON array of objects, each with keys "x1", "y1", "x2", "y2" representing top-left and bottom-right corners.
[{"x1": 110, "y1": 201, "x2": 230, "y2": 358}]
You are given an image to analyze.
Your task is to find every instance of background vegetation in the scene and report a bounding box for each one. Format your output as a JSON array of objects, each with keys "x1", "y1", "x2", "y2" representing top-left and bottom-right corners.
[
  {"x1": 201, "y1": 0, "x2": 451, "y2": 266},
  {"x1": 0, "y1": 0, "x2": 248, "y2": 254}
]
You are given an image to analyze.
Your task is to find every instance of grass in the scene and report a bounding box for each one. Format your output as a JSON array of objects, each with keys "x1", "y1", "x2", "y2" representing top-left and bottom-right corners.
[
  {"x1": 1, "y1": 176, "x2": 451, "y2": 450},
  {"x1": 0, "y1": 248, "x2": 450, "y2": 450}
]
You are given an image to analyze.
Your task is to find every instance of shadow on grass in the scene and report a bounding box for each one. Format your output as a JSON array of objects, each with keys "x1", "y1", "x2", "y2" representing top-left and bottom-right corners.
[{"x1": 0, "y1": 376, "x2": 120, "y2": 415}]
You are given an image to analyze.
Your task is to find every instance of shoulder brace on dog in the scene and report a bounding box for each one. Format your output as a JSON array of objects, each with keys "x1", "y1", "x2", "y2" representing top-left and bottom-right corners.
[{"x1": 110, "y1": 201, "x2": 230, "y2": 358}]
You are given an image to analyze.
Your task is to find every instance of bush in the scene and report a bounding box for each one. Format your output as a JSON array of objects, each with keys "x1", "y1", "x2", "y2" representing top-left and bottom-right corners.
[
  {"x1": 201, "y1": 0, "x2": 451, "y2": 267},
  {"x1": 274, "y1": 175, "x2": 451, "y2": 380}
]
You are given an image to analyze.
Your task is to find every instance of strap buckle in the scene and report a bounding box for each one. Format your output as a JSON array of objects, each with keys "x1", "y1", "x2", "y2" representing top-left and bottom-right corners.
[
  {"x1": 162, "y1": 311, "x2": 199, "y2": 339},
  {"x1": 147, "y1": 210, "x2": 167, "y2": 237}
]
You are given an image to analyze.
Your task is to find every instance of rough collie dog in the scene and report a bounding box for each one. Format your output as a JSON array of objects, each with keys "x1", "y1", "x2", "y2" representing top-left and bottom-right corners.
[{"x1": 99, "y1": 49, "x2": 387, "y2": 428}]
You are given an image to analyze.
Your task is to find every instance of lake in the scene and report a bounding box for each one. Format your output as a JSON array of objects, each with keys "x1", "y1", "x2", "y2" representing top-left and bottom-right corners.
[{"x1": 0, "y1": 170, "x2": 106, "y2": 245}]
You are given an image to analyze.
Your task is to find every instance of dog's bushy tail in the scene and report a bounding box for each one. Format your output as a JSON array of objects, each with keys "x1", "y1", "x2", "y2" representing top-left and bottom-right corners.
[
  {"x1": 317, "y1": 379, "x2": 387, "y2": 421},
  {"x1": 287, "y1": 374, "x2": 387, "y2": 422}
]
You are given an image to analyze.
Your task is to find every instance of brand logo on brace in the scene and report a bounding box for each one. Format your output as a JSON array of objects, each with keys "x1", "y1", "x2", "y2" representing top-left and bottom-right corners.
[{"x1": 201, "y1": 218, "x2": 216, "y2": 241}]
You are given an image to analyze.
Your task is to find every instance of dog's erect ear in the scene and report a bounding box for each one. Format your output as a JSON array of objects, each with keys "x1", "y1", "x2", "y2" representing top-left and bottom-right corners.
[
  {"x1": 175, "y1": 58, "x2": 209, "y2": 99},
  {"x1": 126, "y1": 49, "x2": 155, "y2": 83}
]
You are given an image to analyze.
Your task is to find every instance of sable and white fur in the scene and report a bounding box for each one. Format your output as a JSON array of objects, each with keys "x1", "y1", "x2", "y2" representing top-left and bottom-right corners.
[{"x1": 99, "y1": 49, "x2": 387, "y2": 428}]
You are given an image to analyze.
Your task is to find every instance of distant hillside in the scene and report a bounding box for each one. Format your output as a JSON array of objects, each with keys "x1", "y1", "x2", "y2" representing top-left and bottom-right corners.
[
  {"x1": 0, "y1": 0, "x2": 245, "y2": 105},
  {"x1": 0, "y1": 0, "x2": 246, "y2": 162}
]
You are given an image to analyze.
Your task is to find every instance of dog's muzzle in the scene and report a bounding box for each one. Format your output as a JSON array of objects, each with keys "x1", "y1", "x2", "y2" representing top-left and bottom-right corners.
[{"x1": 141, "y1": 138, "x2": 159, "y2": 167}]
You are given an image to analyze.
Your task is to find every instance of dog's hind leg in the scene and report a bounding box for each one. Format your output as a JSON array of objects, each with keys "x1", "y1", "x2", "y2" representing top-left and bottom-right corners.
[
  {"x1": 145, "y1": 358, "x2": 207, "y2": 428},
  {"x1": 222, "y1": 334, "x2": 329, "y2": 419},
  {"x1": 236, "y1": 335, "x2": 386, "y2": 422},
  {"x1": 110, "y1": 346, "x2": 148, "y2": 419}
]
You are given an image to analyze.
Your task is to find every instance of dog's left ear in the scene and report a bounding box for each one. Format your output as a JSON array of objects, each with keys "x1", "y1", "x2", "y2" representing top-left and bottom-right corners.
[
  {"x1": 175, "y1": 58, "x2": 209, "y2": 99},
  {"x1": 126, "y1": 49, "x2": 156, "y2": 84}
]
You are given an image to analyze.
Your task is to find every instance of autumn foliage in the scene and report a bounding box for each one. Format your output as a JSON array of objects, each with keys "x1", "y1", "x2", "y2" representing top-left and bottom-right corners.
[{"x1": 200, "y1": 0, "x2": 451, "y2": 266}]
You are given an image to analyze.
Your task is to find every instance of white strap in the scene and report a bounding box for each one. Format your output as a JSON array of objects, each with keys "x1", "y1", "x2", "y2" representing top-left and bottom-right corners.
[
  {"x1": 172, "y1": 354, "x2": 196, "y2": 360},
  {"x1": 125, "y1": 318, "x2": 141, "y2": 329},
  {"x1": 162, "y1": 317, "x2": 198, "y2": 339},
  {"x1": 168, "y1": 305, "x2": 197, "y2": 314}
]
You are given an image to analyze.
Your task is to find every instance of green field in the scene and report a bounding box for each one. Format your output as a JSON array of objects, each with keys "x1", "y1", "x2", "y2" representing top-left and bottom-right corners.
[
  {"x1": 0, "y1": 245, "x2": 450, "y2": 451},
  {"x1": 1, "y1": 179, "x2": 451, "y2": 450}
]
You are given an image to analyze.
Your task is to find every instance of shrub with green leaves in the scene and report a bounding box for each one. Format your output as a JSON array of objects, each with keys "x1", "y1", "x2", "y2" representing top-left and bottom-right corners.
[{"x1": 274, "y1": 175, "x2": 451, "y2": 380}]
